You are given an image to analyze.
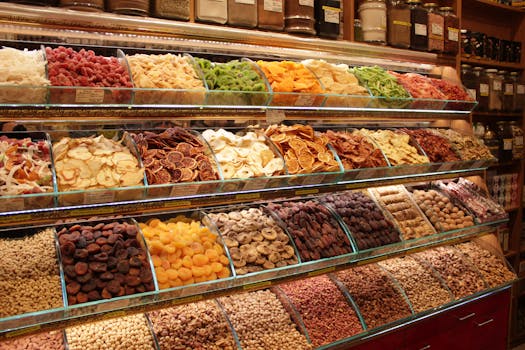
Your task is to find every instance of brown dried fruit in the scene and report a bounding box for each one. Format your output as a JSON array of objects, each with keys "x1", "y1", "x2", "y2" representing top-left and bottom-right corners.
[
  {"x1": 117, "y1": 260, "x2": 130, "y2": 274},
  {"x1": 66, "y1": 281, "x2": 81, "y2": 295},
  {"x1": 76, "y1": 272, "x2": 93, "y2": 284},
  {"x1": 89, "y1": 262, "x2": 107, "y2": 273},
  {"x1": 100, "y1": 272, "x2": 114, "y2": 281},
  {"x1": 87, "y1": 290, "x2": 101, "y2": 301},
  {"x1": 60, "y1": 241, "x2": 76, "y2": 256},
  {"x1": 129, "y1": 256, "x2": 143, "y2": 267},
  {"x1": 81, "y1": 279, "x2": 97, "y2": 293},
  {"x1": 107, "y1": 280, "x2": 121, "y2": 294},
  {"x1": 74, "y1": 262, "x2": 89, "y2": 275},
  {"x1": 125, "y1": 275, "x2": 141, "y2": 287},
  {"x1": 101, "y1": 288, "x2": 112, "y2": 299},
  {"x1": 86, "y1": 243, "x2": 101, "y2": 254},
  {"x1": 76, "y1": 292, "x2": 88, "y2": 303},
  {"x1": 73, "y1": 249, "x2": 89, "y2": 260}
]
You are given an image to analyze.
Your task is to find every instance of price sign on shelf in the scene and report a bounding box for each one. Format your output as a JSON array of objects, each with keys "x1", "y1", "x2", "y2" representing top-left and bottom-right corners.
[{"x1": 266, "y1": 109, "x2": 286, "y2": 124}]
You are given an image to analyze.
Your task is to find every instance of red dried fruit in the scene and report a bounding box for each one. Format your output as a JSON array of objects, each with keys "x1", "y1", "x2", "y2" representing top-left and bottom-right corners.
[
  {"x1": 107, "y1": 280, "x2": 121, "y2": 294},
  {"x1": 64, "y1": 265, "x2": 77, "y2": 279},
  {"x1": 76, "y1": 272, "x2": 93, "y2": 284},
  {"x1": 81, "y1": 279, "x2": 97, "y2": 293},
  {"x1": 93, "y1": 223, "x2": 104, "y2": 231},
  {"x1": 124, "y1": 286, "x2": 136, "y2": 295},
  {"x1": 67, "y1": 294, "x2": 77, "y2": 305},
  {"x1": 87, "y1": 290, "x2": 101, "y2": 301},
  {"x1": 125, "y1": 224, "x2": 137, "y2": 237},
  {"x1": 60, "y1": 242, "x2": 76, "y2": 256},
  {"x1": 95, "y1": 237, "x2": 108, "y2": 246},
  {"x1": 69, "y1": 231, "x2": 81, "y2": 242},
  {"x1": 93, "y1": 252, "x2": 109, "y2": 262},
  {"x1": 101, "y1": 288, "x2": 112, "y2": 299},
  {"x1": 89, "y1": 262, "x2": 107, "y2": 273},
  {"x1": 66, "y1": 281, "x2": 81, "y2": 295},
  {"x1": 117, "y1": 260, "x2": 130, "y2": 274},
  {"x1": 95, "y1": 279, "x2": 107, "y2": 289},
  {"x1": 62, "y1": 256, "x2": 75, "y2": 266},
  {"x1": 74, "y1": 248, "x2": 89, "y2": 259},
  {"x1": 128, "y1": 268, "x2": 141, "y2": 276},
  {"x1": 74, "y1": 262, "x2": 89, "y2": 275},
  {"x1": 126, "y1": 246, "x2": 139, "y2": 256},
  {"x1": 100, "y1": 272, "x2": 114, "y2": 281},
  {"x1": 100, "y1": 244, "x2": 113, "y2": 253},
  {"x1": 107, "y1": 234, "x2": 121, "y2": 244},
  {"x1": 125, "y1": 275, "x2": 141, "y2": 287},
  {"x1": 139, "y1": 269, "x2": 153, "y2": 284},
  {"x1": 129, "y1": 256, "x2": 143, "y2": 267},
  {"x1": 69, "y1": 224, "x2": 82, "y2": 232},
  {"x1": 76, "y1": 292, "x2": 88, "y2": 304}
]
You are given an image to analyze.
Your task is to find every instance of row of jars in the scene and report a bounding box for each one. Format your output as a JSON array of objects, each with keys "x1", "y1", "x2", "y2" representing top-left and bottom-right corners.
[
  {"x1": 461, "y1": 65, "x2": 525, "y2": 112},
  {"x1": 356, "y1": 0, "x2": 459, "y2": 55},
  {"x1": 474, "y1": 121, "x2": 523, "y2": 163},
  {"x1": 10, "y1": 0, "x2": 343, "y2": 39}
]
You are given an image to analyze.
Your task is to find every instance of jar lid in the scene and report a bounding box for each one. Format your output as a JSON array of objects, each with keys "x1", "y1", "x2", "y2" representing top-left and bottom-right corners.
[
  {"x1": 439, "y1": 6, "x2": 454, "y2": 11},
  {"x1": 485, "y1": 68, "x2": 498, "y2": 73},
  {"x1": 498, "y1": 70, "x2": 508, "y2": 74},
  {"x1": 423, "y1": 2, "x2": 438, "y2": 7},
  {"x1": 461, "y1": 64, "x2": 472, "y2": 69},
  {"x1": 510, "y1": 72, "x2": 519, "y2": 76},
  {"x1": 473, "y1": 66, "x2": 484, "y2": 71},
  {"x1": 406, "y1": 0, "x2": 422, "y2": 4}
]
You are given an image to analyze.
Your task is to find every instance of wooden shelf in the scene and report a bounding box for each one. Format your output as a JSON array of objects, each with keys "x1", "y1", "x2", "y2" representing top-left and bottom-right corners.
[
  {"x1": 472, "y1": 111, "x2": 524, "y2": 119},
  {"x1": 488, "y1": 159, "x2": 522, "y2": 168},
  {"x1": 466, "y1": 0, "x2": 525, "y2": 13},
  {"x1": 461, "y1": 56, "x2": 524, "y2": 70}
]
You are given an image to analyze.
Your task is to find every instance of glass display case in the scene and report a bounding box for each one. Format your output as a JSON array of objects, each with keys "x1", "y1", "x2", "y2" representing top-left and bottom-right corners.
[{"x1": 0, "y1": 4, "x2": 515, "y2": 349}]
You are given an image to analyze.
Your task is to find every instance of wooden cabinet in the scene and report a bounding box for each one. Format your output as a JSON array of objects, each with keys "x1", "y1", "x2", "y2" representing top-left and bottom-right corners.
[{"x1": 348, "y1": 288, "x2": 511, "y2": 350}]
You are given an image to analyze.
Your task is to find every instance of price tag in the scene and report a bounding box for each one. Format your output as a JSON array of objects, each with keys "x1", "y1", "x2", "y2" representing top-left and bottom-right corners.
[
  {"x1": 415, "y1": 23, "x2": 427, "y2": 36},
  {"x1": 493, "y1": 81, "x2": 502, "y2": 91},
  {"x1": 479, "y1": 84, "x2": 489, "y2": 97},
  {"x1": 235, "y1": 0, "x2": 255, "y2": 3},
  {"x1": 264, "y1": 0, "x2": 282, "y2": 12},
  {"x1": 323, "y1": 6, "x2": 341, "y2": 24},
  {"x1": 84, "y1": 190, "x2": 115, "y2": 204},
  {"x1": 295, "y1": 94, "x2": 316, "y2": 106},
  {"x1": 299, "y1": 0, "x2": 313, "y2": 6},
  {"x1": 468, "y1": 89, "x2": 477, "y2": 100},
  {"x1": 235, "y1": 193, "x2": 261, "y2": 201},
  {"x1": 75, "y1": 89, "x2": 104, "y2": 104},
  {"x1": 71, "y1": 207, "x2": 113, "y2": 217},
  {"x1": 0, "y1": 197, "x2": 25, "y2": 212},
  {"x1": 448, "y1": 27, "x2": 459, "y2": 41},
  {"x1": 505, "y1": 84, "x2": 514, "y2": 95},
  {"x1": 170, "y1": 183, "x2": 201, "y2": 197},
  {"x1": 5, "y1": 326, "x2": 41, "y2": 338},
  {"x1": 170, "y1": 295, "x2": 203, "y2": 306},
  {"x1": 164, "y1": 200, "x2": 192, "y2": 209},
  {"x1": 266, "y1": 109, "x2": 286, "y2": 124},
  {"x1": 517, "y1": 85, "x2": 525, "y2": 95},
  {"x1": 103, "y1": 310, "x2": 127, "y2": 319},
  {"x1": 431, "y1": 23, "x2": 444, "y2": 36},
  {"x1": 295, "y1": 189, "x2": 319, "y2": 196},
  {"x1": 243, "y1": 281, "x2": 272, "y2": 291},
  {"x1": 307, "y1": 266, "x2": 335, "y2": 277}
]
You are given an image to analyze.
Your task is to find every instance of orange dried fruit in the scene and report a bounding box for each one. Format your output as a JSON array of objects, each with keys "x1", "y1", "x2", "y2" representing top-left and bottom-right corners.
[
  {"x1": 178, "y1": 267, "x2": 192, "y2": 281},
  {"x1": 211, "y1": 262, "x2": 224, "y2": 273},
  {"x1": 219, "y1": 255, "x2": 230, "y2": 266},
  {"x1": 205, "y1": 248, "x2": 219, "y2": 262},
  {"x1": 169, "y1": 278, "x2": 183, "y2": 288},
  {"x1": 166, "y1": 269, "x2": 179, "y2": 280},
  {"x1": 182, "y1": 255, "x2": 193, "y2": 268},
  {"x1": 151, "y1": 255, "x2": 162, "y2": 267},
  {"x1": 217, "y1": 267, "x2": 231, "y2": 279}
]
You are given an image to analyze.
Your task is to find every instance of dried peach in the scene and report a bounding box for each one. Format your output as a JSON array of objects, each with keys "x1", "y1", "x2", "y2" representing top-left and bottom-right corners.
[
  {"x1": 217, "y1": 267, "x2": 231, "y2": 279},
  {"x1": 182, "y1": 246, "x2": 195, "y2": 257},
  {"x1": 156, "y1": 269, "x2": 168, "y2": 284},
  {"x1": 171, "y1": 259, "x2": 183, "y2": 270}
]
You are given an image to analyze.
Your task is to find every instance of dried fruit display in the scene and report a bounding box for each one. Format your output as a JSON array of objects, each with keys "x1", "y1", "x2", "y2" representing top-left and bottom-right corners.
[
  {"x1": 149, "y1": 300, "x2": 237, "y2": 349},
  {"x1": 401, "y1": 128, "x2": 460, "y2": 163},
  {"x1": 335, "y1": 264, "x2": 413, "y2": 329},
  {"x1": 0, "y1": 331, "x2": 65, "y2": 350},
  {"x1": 279, "y1": 275, "x2": 363, "y2": 347},
  {"x1": 267, "y1": 200, "x2": 353, "y2": 261},
  {"x1": 139, "y1": 215, "x2": 231, "y2": 289},
  {"x1": 429, "y1": 78, "x2": 473, "y2": 101},
  {"x1": 322, "y1": 191, "x2": 401, "y2": 250},
  {"x1": 370, "y1": 185, "x2": 436, "y2": 240},
  {"x1": 0, "y1": 228, "x2": 63, "y2": 317},
  {"x1": 265, "y1": 124, "x2": 340, "y2": 174},
  {"x1": 131, "y1": 127, "x2": 219, "y2": 185},
  {"x1": 323, "y1": 129, "x2": 387, "y2": 170},
  {"x1": 429, "y1": 128, "x2": 494, "y2": 161},
  {"x1": 388, "y1": 72, "x2": 446, "y2": 99},
  {"x1": 57, "y1": 221, "x2": 155, "y2": 305},
  {"x1": 53, "y1": 135, "x2": 144, "y2": 191},
  {"x1": 202, "y1": 129, "x2": 284, "y2": 179},
  {"x1": 359, "y1": 129, "x2": 429, "y2": 165},
  {"x1": 0, "y1": 136, "x2": 53, "y2": 195},
  {"x1": 219, "y1": 289, "x2": 312, "y2": 350},
  {"x1": 411, "y1": 188, "x2": 474, "y2": 232},
  {"x1": 209, "y1": 207, "x2": 298, "y2": 275}
]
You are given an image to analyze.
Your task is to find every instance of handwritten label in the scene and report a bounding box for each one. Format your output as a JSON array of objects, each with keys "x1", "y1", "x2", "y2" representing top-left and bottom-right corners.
[
  {"x1": 448, "y1": 27, "x2": 459, "y2": 41},
  {"x1": 170, "y1": 183, "x2": 200, "y2": 197},
  {"x1": 75, "y1": 89, "x2": 104, "y2": 104},
  {"x1": 415, "y1": 23, "x2": 427, "y2": 36},
  {"x1": 323, "y1": 6, "x2": 341, "y2": 24},
  {"x1": 164, "y1": 200, "x2": 192, "y2": 208},
  {"x1": 170, "y1": 294, "x2": 203, "y2": 306},
  {"x1": 264, "y1": 0, "x2": 282, "y2": 12},
  {"x1": 235, "y1": 0, "x2": 255, "y2": 4},
  {"x1": 103, "y1": 310, "x2": 127, "y2": 319},
  {"x1": 235, "y1": 193, "x2": 261, "y2": 201},
  {"x1": 266, "y1": 109, "x2": 286, "y2": 124},
  {"x1": 299, "y1": 0, "x2": 314, "y2": 6},
  {"x1": 307, "y1": 266, "x2": 335, "y2": 277},
  {"x1": 84, "y1": 190, "x2": 115, "y2": 204},
  {"x1": 243, "y1": 280, "x2": 272, "y2": 291},
  {"x1": 0, "y1": 197, "x2": 25, "y2": 212}
]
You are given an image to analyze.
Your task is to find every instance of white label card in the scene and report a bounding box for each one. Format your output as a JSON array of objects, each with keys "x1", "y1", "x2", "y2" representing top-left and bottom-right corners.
[
  {"x1": 517, "y1": 85, "x2": 525, "y2": 94},
  {"x1": 504, "y1": 138, "x2": 513, "y2": 150},
  {"x1": 295, "y1": 94, "x2": 316, "y2": 106},
  {"x1": 299, "y1": 0, "x2": 314, "y2": 6},
  {"x1": 505, "y1": 84, "x2": 514, "y2": 95},
  {"x1": 323, "y1": 6, "x2": 341, "y2": 24},
  {"x1": 84, "y1": 190, "x2": 115, "y2": 204},
  {"x1": 75, "y1": 89, "x2": 104, "y2": 103},
  {"x1": 480, "y1": 83, "x2": 489, "y2": 96},
  {"x1": 235, "y1": 0, "x2": 255, "y2": 3},
  {"x1": 468, "y1": 89, "x2": 476, "y2": 100},
  {"x1": 448, "y1": 27, "x2": 459, "y2": 41},
  {"x1": 415, "y1": 23, "x2": 427, "y2": 36},
  {"x1": 493, "y1": 81, "x2": 502, "y2": 91},
  {"x1": 264, "y1": 0, "x2": 282, "y2": 12},
  {"x1": 431, "y1": 23, "x2": 443, "y2": 36},
  {"x1": 266, "y1": 109, "x2": 286, "y2": 124}
]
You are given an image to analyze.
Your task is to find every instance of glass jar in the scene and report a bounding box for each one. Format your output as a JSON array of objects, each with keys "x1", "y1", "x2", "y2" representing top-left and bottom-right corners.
[
  {"x1": 285, "y1": 0, "x2": 316, "y2": 35},
  {"x1": 359, "y1": 0, "x2": 387, "y2": 44},
  {"x1": 496, "y1": 121, "x2": 514, "y2": 162},
  {"x1": 153, "y1": 0, "x2": 191, "y2": 20},
  {"x1": 196, "y1": 0, "x2": 228, "y2": 24},
  {"x1": 60, "y1": 0, "x2": 104, "y2": 11},
  {"x1": 510, "y1": 121, "x2": 524, "y2": 160},
  {"x1": 315, "y1": 0, "x2": 341, "y2": 39},
  {"x1": 477, "y1": 67, "x2": 490, "y2": 111},
  {"x1": 486, "y1": 68, "x2": 502, "y2": 111},
  {"x1": 483, "y1": 125, "x2": 500, "y2": 159},
  {"x1": 501, "y1": 71, "x2": 514, "y2": 112},
  {"x1": 461, "y1": 29, "x2": 471, "y2": 57},
  {"x1": 461, "y1": 64, "x2": 477, "y2": 101},
  {"x1": 228, "y1": 0, "x2": 258, "y2": 28},
  {"x1": 424, "y1": 3, "x2": 443, "y2": 53},
  {"x1": 387, "y1": 0, "x2": 411, "y2": 49},
  {"x1": 407, "y1": 0, "x2": 427, "y2": 51},
  {"x1": 440, "y1": 6, "x2": 459, "y2": 55},
  {"x1": 474, "y1": 121, "x2": 486, "y2": 139},
  {"x1": 514, "y1": 73, "x2": 525, "y2": 112},
  {"x1": 354, "y1": 19, "x2": 364, "y2": 41},
  {"x1": 258, "y1": 0, "x2": 284, "y2": 31},
  {"x1": 107, "y1": 0, "x2": 150, "y2": 15}
]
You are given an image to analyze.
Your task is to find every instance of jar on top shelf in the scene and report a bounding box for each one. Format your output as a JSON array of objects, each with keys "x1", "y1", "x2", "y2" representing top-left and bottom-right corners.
[
  {"x1": 59, "y1": 0, "x2": 104, "y2": 11},
  {"x1": 258, "y1": 0, "x2": 285, "y2": 31},
  {"x1": 461, "y1": 64, "x2": 477, "y2": 102},
  {"x1": 359, "y1": 0, "x2": 387, "y2": 44},
  {"x1": 501, "y1": 71, "x2": 514, "y2": 113},
  {"x1": 496, "y1": 121, "x2": 514, "y2": 163},
  {"x1": 387, "y1": 0, "x2": 411, "y2": 49},
  {"x1": 315, "y1": 0, "x2": 341, "y2": 39},
  {"x1": 153, "y1": 0, "x2": 191, "y2": 20},
  {"x1": 196, "y1": 0, "x2": 228, "y2": 24},
  {"x1": 477, "y1": 67, "x2": 489, "y2": 112},
  {"x1": 440, "y1": 6, "x2": 459, "y2": 55},
  {"x1": 107, "y1": 0, "x2": 150, "y2": 15},
  {"x1": 285, "y1": 0, "x2": 316, "y2": 35},
  {"x1": 486, "y1": 68, "x2": 502, "y2": 111},
  {"x1": 407, "y1": 0, "x2": 428, "y2": 51},
  {"x1": 228, "y1": 0, "x2": 258, "y2": 28},
  {"x1": 513, "y1": 73, "x2": 525, "y2": 112},
  {"x1": 424, "y1": 3, "x2": 443, "y2": 53}
]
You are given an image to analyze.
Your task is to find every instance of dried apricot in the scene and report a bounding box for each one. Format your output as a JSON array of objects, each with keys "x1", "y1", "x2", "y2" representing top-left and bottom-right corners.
[
  {"x1": 211, "y1": 262, "x2": 224, "y2": 273},
  {"x1": 205, "y1": 249, "x2": 219, "y2": 262},
  {"x1": 178, "y1": 267, "x2": 192, "y2": 281},
  {"x1": 166, "y1": 269, "x2": 179, "y2": 280},
  {"x1": 182, "y1": 255, "x2": 193, "y2": 268},
  {"x1": 192, "y1": 253, "x2": 209, "y2": 267}
]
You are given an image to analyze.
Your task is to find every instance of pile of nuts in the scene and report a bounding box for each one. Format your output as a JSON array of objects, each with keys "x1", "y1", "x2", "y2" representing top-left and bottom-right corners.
[
  {"x1": 0, "y1": 228, "x2": 63, "y2": 317},
  {"x1": 413, "y1": 246, "x2": 487, "y2": 299},
  {"x1": 322, "y1": 191, "x2": 401, "y2": 250},
  {"x1": 139, "y1": 216, "x2": 231, "y2": 289},
  {"x1": 266, "y1": 200, "x2": 353, "y2": 261},
  {"x1": 335, "y1": 264, "x2": 413, "y2": 329},
  {"x1": 149, "y1": 300, "x2": 237, "y2": 349},
  {"x1": 58, "y1": 221, "x2": 155, "y2": 305},
  {"x1": 379, "y1": 256, "x2": 453, "y2": 312},
  {"x1": 370, "y1": 185, "x2": 436, "y2": 240},
  {"x1": 411, "y1": 189, "x2": 475, "y2": 232},
  {"x1": 219, "y1": 290, "x2": 312, "y2": 350},
  {"x1": 66, "y1": 314, "x2": 155, "y2": 350},
  {"x1": 455, "y1": 241, "x2": 516, "y2": 288},
  {"x1": 279, "y1": 275, "x2": 363, "y2": 347},
  {"x1": 0, "y1": 331, "x2": 65, "y2": 350},
  {"x1": 209, "y1": 208, "x2": 298, "y2": 275}
]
